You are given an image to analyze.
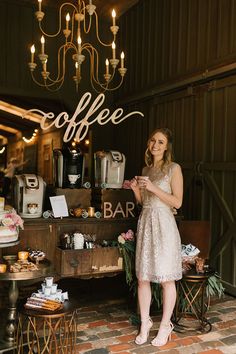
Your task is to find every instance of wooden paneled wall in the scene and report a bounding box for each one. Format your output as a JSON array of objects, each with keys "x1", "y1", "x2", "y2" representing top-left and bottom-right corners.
[
  {"x1": 117, "y1": 0, "x2": 236, "y2": 100},
  {"x1": 112, "y1": 0, "x2": 236, "y2": 294}
]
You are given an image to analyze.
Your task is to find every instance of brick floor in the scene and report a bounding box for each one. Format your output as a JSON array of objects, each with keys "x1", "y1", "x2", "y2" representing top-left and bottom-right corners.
[
  {"x1": 0, "y1": 279, "x2": 236, "y2": 354},
  {"x1": 71, "y1": 295, "x2": 236, "y2": 354}
]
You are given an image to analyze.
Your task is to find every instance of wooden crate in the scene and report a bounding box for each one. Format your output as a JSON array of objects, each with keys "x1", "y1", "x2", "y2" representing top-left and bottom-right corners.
[
  {"x1": 92, "y1": 188, "x2": 137, "y2": 218},
  {"x1": 54, "y1": 188, "x2": 92, "y2": 209},
  {"x1": 55, "y1": 247, "x2": 123, "y2": 277}
]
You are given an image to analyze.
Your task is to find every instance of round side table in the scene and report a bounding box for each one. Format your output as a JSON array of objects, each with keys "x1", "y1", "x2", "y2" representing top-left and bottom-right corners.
[
  {"x1": 173, "y1": 269, "x2": 213, "y2": 333},
  {"x1": 0, "y1": 259, "x2": 53, "y2": 345},
  {"x1": 16, "y1": 298, "x2": 78, "y2": 354}
]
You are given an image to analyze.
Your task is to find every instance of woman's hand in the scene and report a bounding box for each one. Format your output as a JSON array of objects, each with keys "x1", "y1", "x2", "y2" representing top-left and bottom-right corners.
[
  {"x1": 137, "y1": 176, "x2": 155, "y2": 192},
  {"x1": 130, "y1": 176, "x2": 139, "y2": 191}
]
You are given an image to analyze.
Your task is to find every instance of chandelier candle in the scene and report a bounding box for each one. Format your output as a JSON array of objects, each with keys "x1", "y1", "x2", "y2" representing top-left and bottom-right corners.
[
  {"x1": 41, "y1": 36, "x2": 45, "y2": 54},
  {"x1": 112, "y1": 9, "x2": 116, "y2": 26},
  {"x1": 38, "y1": 0, "x2": 42, "y2": 12},
  {"x1": 66, "y1": 13, "x2": 70, "y2": 30},
  {"x1": 121, "y1": 52, "x2": 124, "y2": 69},
  {"x1": 105, "y1": 59, "x2": 109, "y2": 75},
  {"x1": 112, "y1": 42, "x2": 116, "y2": 59},
  {"x1": 31, "y1": 45, "x2": 35, "y2": 63}
]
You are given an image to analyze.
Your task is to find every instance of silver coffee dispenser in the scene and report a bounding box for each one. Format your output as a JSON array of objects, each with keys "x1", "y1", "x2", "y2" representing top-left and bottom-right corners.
[
  {"x1": 94, "y1": 150, "x2": 126, "y2": 188},
  {"x1": 53, "y1": 146, "x2": 84, "y2": 188},
  {"x1": 12, "y1": 174, "x2": 45, "y2": 218}
]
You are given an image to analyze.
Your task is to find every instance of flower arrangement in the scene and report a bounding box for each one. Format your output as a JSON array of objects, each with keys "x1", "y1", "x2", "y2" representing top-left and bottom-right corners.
[
  {"x1": 117, "y1": 229, "x2": 135, "y2": 285},
  {"x1": 0, "y1": 209, "x2": 24, "y2": 232}
]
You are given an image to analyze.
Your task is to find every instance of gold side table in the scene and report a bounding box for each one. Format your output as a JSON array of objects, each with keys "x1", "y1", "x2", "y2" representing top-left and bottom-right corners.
[
  {"x1": 16, "y1": 298, "x2": 77, "y2": 354},
  {"x1": 0, "y1": 259, "x2": 52, "y2": 347},
  {"x1": 173, "y1": 270, "x2": 213, "y2": 333}
]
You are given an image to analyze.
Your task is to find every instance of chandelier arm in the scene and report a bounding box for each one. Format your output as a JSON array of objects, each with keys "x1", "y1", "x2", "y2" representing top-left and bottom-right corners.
[
  {"x1": 71, "y1": 10, "x2": 77, "y2": 40},
  {"x1": 30, "y1": 71, "x2": 63, "y2": 89},
  {"x1": 83, "y1": 8, "x2": 92, "y2": 34},
  {"x1": 38, "y1": 3, "x2": 79, "y2": 38},
  {"x1": 84, "y1": 45, "x2": 105, "y2": 86},
  {"x1": 89, "y1": 74, "x2": 125, "y2": 93},
  {"x1": 94, "y1": 12, "x2": 114, "y2": 47},
  {"x1": 45, "y1": 44, "x2": 68, "y2": 84}
]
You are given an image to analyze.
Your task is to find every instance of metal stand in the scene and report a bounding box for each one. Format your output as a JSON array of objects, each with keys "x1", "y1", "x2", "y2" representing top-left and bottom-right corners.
[
  {"x1": 16, "y1": 300, "x2": 77, "y2": 354},
  {"x1": 5, "y1": 280, "x2": 19, "y2": 343},
  {"x1": 173, "y1": 271, "x2": 212, "y2": 333}
]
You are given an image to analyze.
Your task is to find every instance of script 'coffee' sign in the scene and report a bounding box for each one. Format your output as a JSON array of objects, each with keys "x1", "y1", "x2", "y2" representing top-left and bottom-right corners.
[{"x1": 23, "y1": 92, "x2": 144, "y2": 142}]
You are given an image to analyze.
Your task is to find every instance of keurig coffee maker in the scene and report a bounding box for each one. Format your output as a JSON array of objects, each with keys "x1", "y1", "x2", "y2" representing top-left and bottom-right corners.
[
  {"x1": 53, "y1": 145, "x2": 84, "y2": 188},
  {"x1": 12, "y1": 174, "x2": 45, "y2": 218},
  {"x1": 94, "y1": 150, "x2": 126, "y2": 188}
]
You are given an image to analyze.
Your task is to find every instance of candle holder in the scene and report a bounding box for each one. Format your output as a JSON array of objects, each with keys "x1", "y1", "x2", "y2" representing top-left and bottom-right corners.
[
  {"x1": 104, "y1": 73, "x2": 111, "y2": 82},
  {"x1": 109, "y1": 58, "x2": 119, "y2": 69},
  {"x1": 35, "y1": 10, "x2": 45, "y2": 22},
  {"x1": 110, "y1": 25, "x2": 119, "y2": 36},
  {"x1": 118, "y1": 67, "x2": 127, "y2": 77},
  {"x1": 38, "y1": 53, "x2": 48, "y2": 64},
  {"x1": 28, "y1": 62, "x2": 37, "y2": 72},
  {"x1": 63, "y1": 29, "x2": 71, "y2": 39},
  {"x1": 41, "y1": 71, "x2": 50, "y2": 80}
]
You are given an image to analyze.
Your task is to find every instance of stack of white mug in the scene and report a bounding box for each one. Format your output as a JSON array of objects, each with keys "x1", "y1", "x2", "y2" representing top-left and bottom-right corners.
[{"x1": 36, "y1": 277, "x2": 69, "y2": 302}]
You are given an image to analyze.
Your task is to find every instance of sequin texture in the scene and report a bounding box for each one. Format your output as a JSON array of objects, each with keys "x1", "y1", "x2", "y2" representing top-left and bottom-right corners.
[{"x1": 135, "y1": 163, "x2": 182, "y2": 283}]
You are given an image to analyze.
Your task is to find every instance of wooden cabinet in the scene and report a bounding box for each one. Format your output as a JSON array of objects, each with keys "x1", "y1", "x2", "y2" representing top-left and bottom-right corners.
[
  {"x1": 2, "y1": 217, "x2": 137, "y2": 279},
  {"x1": 3, "y1": 220, "x2": 55, "y2": 262},
  {"x1": 55, "y1": 247, "x2": 123, "y2": 277}
]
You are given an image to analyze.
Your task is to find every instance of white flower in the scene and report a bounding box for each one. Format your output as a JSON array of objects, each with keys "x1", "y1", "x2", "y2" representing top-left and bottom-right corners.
[
  {"x1": 118, "y1": 235, "x2": 126, "y2": 244},
  {"x1": 1, "y1": 218, "x2": 15, "y2": 227}
]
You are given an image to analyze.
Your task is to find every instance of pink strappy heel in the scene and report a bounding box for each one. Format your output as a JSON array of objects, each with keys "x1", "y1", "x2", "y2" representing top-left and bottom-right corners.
[
  {"x1": 151, "y1": 321, "x2": 174, "y2": 347},
  {"x1": 135, "y1": 317, "x2": 153, "y2": 345}
]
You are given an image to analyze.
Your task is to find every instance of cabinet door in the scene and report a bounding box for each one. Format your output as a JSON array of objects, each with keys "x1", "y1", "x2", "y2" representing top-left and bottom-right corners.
[{"x1": 3, "y1": 223, "x2": 55, "y2": 262}]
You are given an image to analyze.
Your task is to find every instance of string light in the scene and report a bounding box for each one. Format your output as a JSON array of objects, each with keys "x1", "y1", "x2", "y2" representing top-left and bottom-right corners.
[
  {"x1": 0, "y1": 146, "x2": 6, "y2": 154},
  {"x1": 22, "y1": 128, "x2": 39, "y2": 143}
]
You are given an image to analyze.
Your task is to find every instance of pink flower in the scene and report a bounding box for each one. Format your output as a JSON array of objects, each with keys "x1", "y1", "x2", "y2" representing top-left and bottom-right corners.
[
  {"x1": 1, "y1": 209, "x2": 24, "y2": 231},
  {"x1": 123, "y1": 229, "x2": 134, "y2": 241}
]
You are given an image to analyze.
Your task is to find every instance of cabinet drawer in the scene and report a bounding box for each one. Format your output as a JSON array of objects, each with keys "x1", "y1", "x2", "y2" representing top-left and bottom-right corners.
[{"x1": 55, "y1": 247, "x2": 123, "y2": 277}]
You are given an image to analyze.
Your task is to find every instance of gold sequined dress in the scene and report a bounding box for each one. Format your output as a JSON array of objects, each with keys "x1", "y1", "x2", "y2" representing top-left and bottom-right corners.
[{"x1": 135, "y1": 163, "x2": 182, "y2": 283}]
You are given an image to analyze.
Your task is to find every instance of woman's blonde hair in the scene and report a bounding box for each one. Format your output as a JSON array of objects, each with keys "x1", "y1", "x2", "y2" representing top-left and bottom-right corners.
[{"x1": 145, "y1": 128, "x2": 173, "y2": 169}]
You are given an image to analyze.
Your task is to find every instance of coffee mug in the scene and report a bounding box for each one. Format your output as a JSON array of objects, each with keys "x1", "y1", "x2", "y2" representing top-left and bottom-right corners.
[
  {"x1": 137, "y1": 176, "x2": 149, "y2": 188},
  {"x1": 69, "y1": 208, "x2": 83, "y2": 217},
  {"x1": 45, "y1": 277, "x2": 53, "y2": 286},
  {"x1": 68, "y1": 174, "x2": 80, "y2": 184},
  {"x1": 27, "y1": 203, "x2": 38, "y2": 214}
]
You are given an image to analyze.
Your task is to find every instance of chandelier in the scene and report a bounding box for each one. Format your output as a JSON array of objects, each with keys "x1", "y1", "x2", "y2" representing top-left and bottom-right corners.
[{"x1": 28, "y1": 0, "x2": 127, "y2": 92}]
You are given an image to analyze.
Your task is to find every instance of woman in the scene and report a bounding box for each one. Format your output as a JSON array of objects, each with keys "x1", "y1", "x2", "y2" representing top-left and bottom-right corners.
[
  {"x1": 130, "y1": 128, "x2": 183, "y2": 347},
  {"x1": 1, "y1": 157, "x2": 29, "y2": 198}
]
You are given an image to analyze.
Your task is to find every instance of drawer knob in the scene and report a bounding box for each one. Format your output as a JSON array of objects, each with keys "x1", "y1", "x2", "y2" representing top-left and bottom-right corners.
[{"x1": 70, "y1": 259, "x2": 79, "y2": 268}]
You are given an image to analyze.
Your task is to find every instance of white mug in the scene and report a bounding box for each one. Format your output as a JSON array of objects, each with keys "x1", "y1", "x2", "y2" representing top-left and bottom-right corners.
[
  {"x1": 45, "y1": 277, "x2": 53, "y2": 287},
  {"x1": 27, "y1": 203, "x2": 38, "y2": 214},
  {"x1": 68, "y1": 174, "x2": 80, "y2": 184},
  {"x1": 44, "y1": 286, "x2": 51, "y2": 296},
  {"x1": 51, "y1": 283, "x2": 58, "y2": 294}
]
